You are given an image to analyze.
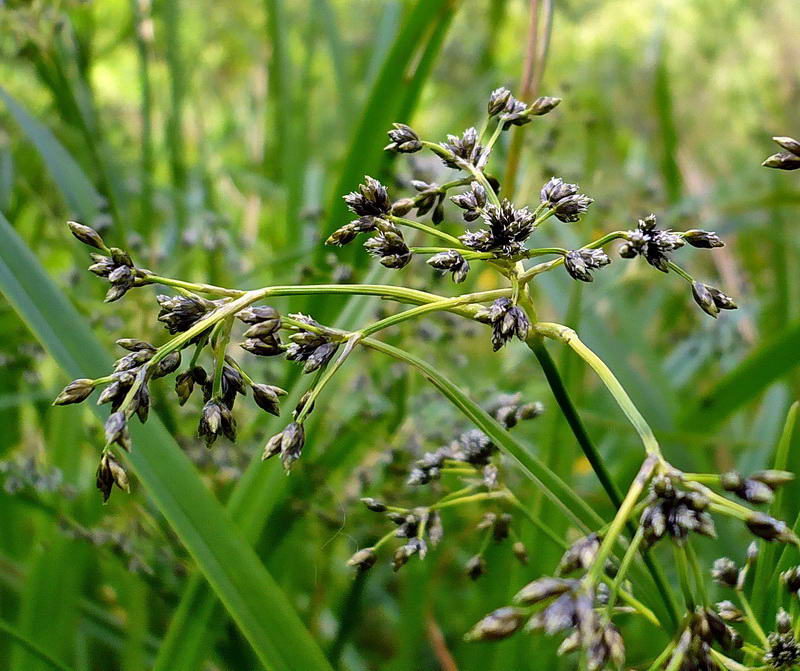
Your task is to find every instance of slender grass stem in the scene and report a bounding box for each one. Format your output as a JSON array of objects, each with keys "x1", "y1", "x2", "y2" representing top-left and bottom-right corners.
[
  {"x1": 533, "y1": 321, "x2": 663, "y2": 458},
  {"x1": 674, "y1": 544, "x2": 695, "y2": 611},
  {"x1": 685, "y1": 541, "x2": 708, "y2": 606},
  {"x1": 737, "y1": 590, "x2": 770, "y2": 648},
  {"x1": 388, "y1": 215, "x2": 465, "y2": 247},
  {"x1": 586, "y1": 455, "x2": 657, "y2": 586},
  {"x1": 606, "y1": 525, "x2": 645, "y2": 615}
]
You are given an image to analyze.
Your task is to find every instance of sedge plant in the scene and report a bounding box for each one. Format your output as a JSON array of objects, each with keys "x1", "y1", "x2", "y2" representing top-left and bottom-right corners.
[{"x1": 53, "y1": 87, "x2": 800, "y2": 670}]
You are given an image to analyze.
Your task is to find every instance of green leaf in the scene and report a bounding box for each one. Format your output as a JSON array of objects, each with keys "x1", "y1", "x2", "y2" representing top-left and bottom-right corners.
[
  {"x1": 680, "y1": 320, "x2": 800, "y2": 429},
  {"x1": 0, "y1": 87, "x2": 101, "y2": 221},
  {"x1": 0, "y1": 212, "x2": 333, "y2": 671}
]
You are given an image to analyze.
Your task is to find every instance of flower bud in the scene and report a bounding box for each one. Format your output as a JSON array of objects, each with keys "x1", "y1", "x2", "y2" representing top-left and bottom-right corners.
[
  {"x1": 53, "y1": 378, "x2": 95, "y2": 405},
  {"x1": 711, "y1": 557, "x2": 739, "y2": 588},
  {"x1": 747, "y1": 512, "x2": 798, "y2": 544},
  {"x1": 360, "y1": 497, "x2": 387, "y2": 513},
  {"x1": 466, "y1": 555, "x2": 487, "y2": 580},
  {"x1": 346, "y1": 547, "x2": 376, "y2": 572},
  {"x1": 513, "y1": 577, "x2": 574, "y2": 605},
  {"x1": 528, "y1": 96, "x2": 561, "y2": 116},
  {"x1": 465, "y1": 607, "x2": 526, "y2": 642},
  {"x1": 68, "y1": 221, "x2": 107, "y2": 250}
]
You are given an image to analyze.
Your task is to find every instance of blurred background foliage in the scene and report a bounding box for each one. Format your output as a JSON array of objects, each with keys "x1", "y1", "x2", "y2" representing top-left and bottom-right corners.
[{"x1": 0, "y1": 0, "x2": 799, "y2": 669}]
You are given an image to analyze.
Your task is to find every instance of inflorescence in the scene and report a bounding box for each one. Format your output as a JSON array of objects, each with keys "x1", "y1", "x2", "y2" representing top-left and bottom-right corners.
[{"x1": 54, "y1": 86, "x2": 783, "y2": 671}]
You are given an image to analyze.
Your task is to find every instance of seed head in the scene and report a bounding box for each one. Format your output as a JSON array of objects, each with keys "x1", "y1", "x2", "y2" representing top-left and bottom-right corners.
[
  {"x1": 777, "y1": 608, "x2": 793, "y2": 634},
  {"x1": 439, "y1": 127, "x2": 482, "y2": 168},
  {"x1": 781, "y1": 566, "x2": 800, "y2": 594},
  {"x1": 451, "y1": 181, "x2": 487, "y2": 222},
  {"x1": 619, "y1": 214, "x2": 684, "y2": 272},
  {"x1": 512, "y1": 541, "x2": 529, "y2": 564},
  {"x1": 683, "y1": 229, "x2": 724, "y2": 248},
  {"x1": 557, "y1": 534, "x2": 601, "y2": 575},
  {"x1": 360, "y1": 497, "x2": 387, "y2": 513},
  {"x1": 363, "y1": 231, "x2": 412, "y2": 269},
  {"x1": 528, "y1": 96, "x2": 561, "y2": 116},
  {"x1": 764, "y1": 137, "x2": 800, "y2": 170},
  {"x1": 747, "y1": 512, "x2": 798, "y2": 544},
  {"x1": 487, "y1": 87, "x2": 513, "y2": 116},
  {"x1": 157, "y1": 294, "x2": 214, "y2": 334},
  {"x1": 513, "y1": 577, "x2": 575, "y2": 605},
  {"x1": 198, "y1": 398, "x2": 236, "y2": 447},
  {"x1": 264, "y1": 422, "x2": 305, "y2": 470},
  {"x1": 240, "y1": 334, "x2": 283, "y2": 357},
  {"x1": 466, "y1": 555, "x2": 487, "y2": 580},
  {"x1": 475, "y1": 298, "x2": 530, "y2": 350},
  {"x1": 716, "y1": 600, "x2": 743, "y2": 622},
  {"x1": 765, "y1": 631, "x2": 800, "y2": 668}
]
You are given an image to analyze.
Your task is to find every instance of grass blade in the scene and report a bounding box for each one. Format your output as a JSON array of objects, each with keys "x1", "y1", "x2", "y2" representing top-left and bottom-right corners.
[
  {"x1": 0, "y1": 87, "x2": 100, "y2": 221},
  {"x1": 680, "y1": 320, "x2": 800, "y2": 429}
]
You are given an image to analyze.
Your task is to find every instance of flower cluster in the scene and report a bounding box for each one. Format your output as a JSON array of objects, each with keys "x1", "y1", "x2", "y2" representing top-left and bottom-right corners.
[
  {"x1": 348, "y1": 395, "x2": 541, "y2": 577},
  {"x1": 474, "y1": 298, "x2": 531, "y2": 351}
]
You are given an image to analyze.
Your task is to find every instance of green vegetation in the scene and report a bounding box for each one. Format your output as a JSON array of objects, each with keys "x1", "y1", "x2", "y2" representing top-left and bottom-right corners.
[{"x1": 1, "y1": 1, "x2": 800, "y2": 669}]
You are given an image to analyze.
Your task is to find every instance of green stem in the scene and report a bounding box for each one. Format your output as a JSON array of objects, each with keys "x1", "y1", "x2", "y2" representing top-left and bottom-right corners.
[
  {"x1": 674, "y1": 544, "x2": 695, "y2": 611},
  {"x1": 607, "y1": 525, "x2": 645, "y2": 615},
  {"x1": 534, "y1": 322, "x2": 663, "y2": 458},
  {"x1": 667, "y1": 261, "x2": 694, "y2": 284},
  {"x1": 211, "y1": 317, "x2": 233, "y2": 398},
  {"x1": 685, "y1": 541, "x2": 708, "y2": 606},
  {"x1": 737, "y1": 590, "x2": 770, "y2": 648},
  {"x1": 388, "y1": 215, "x2": 465, "y2": 247},
  {"x1": 587, "y1": 454, "x2": 657, "y2": 586}
]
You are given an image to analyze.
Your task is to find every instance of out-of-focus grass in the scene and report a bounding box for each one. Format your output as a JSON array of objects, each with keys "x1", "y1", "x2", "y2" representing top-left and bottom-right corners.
[{"x1": 0, "y1": 0, "x2": 799, "y2": 669}]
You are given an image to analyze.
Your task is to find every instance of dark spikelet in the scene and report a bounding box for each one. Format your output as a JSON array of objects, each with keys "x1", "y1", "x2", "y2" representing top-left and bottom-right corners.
[
  {"x1": 746, "y1": 512, "x2": 798, "y2": 544},
  {"x1": 465, "y1": 607, "x2": 527, "y2": 642},
  {"x1": 540, "y1": 177, "x2": 592, "y2": 222},
  {"x1": 53, "y1": 378, "x2": 95, "y2": 405},
  {"x1": 96, "y1": 452, "x2": 130, "y2": 502},
  {"x1": 346, "y1": 547, "x2": 377, "y2": 572},
  {"x1": 343, "y1": 176, "x2": 391, "y2": 217},
  {"x1": 683, "y1": 229, "x2": 724, "y2": 248},
  {"x1": 384, "y1": 123, "x2": 422, "y2": 153},
  {"x1": 427, "y1": 250, "x2": 470, "y2": 283},
  {"x1": 564, "y1": 249, "x2": 610, "y2": 283},
  {"x1": 459, "y1": 200, "x2": 534, "y2": 257},
  {"x1": 474, "y1": 298, "x2": 530, "y2": 350},
  {"x1": 711, "y1": 557, "x2": 739, "y2": 589},
  {"x1": 68, "y1": 221, "x2": 107, "y2": 250},
  {"x1": 251, "y1": 383, "x2": 285, "y2": 416}
]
